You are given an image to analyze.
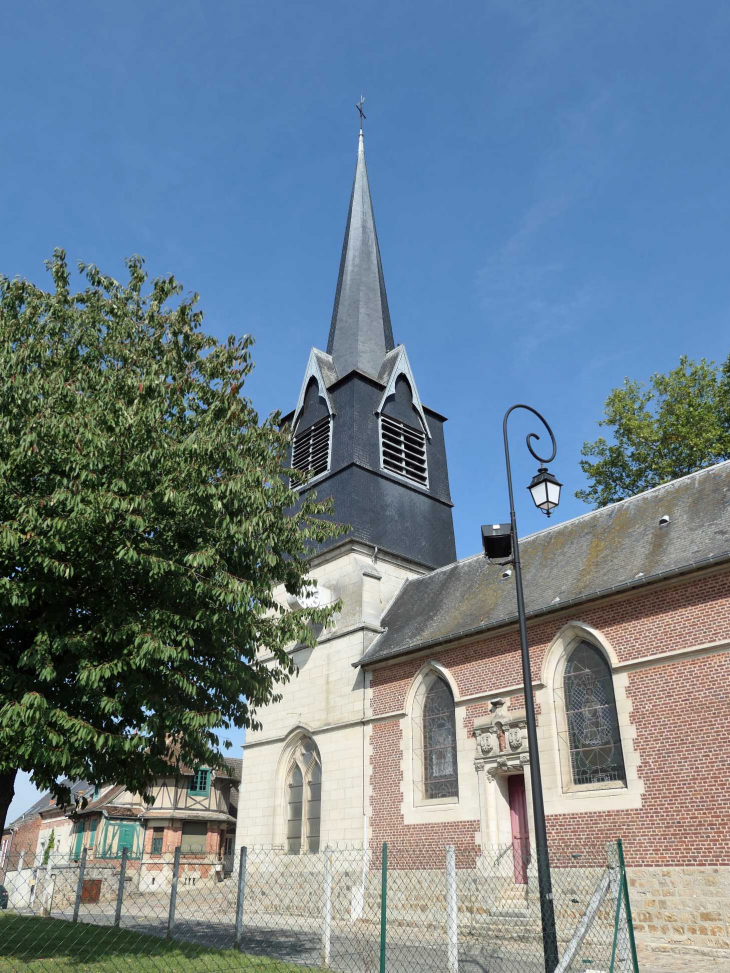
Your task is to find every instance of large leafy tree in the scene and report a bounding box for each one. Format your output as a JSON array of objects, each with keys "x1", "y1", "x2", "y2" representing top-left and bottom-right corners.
[
  {"x1": 577, "y1": 354, "x2": 730, "y2": 508},
  {"x1": 0, "y1": 252, "x2": 341, "y2": 833}
]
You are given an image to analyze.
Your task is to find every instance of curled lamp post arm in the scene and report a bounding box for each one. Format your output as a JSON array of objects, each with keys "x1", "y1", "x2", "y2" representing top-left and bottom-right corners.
[{"x1": 503, "y1": 404, "x2": 557, "y2": 512}]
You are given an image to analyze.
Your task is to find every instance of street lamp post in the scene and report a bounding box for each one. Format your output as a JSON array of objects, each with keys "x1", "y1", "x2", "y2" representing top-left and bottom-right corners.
[{"x1": 484, "y1": 404, "x2": 562, "y2": 973}]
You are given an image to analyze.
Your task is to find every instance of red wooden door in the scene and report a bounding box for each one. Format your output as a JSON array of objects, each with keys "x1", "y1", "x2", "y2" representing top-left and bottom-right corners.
[{"x1": 508, "y1": 775, "x2": 530, "y2": 884}]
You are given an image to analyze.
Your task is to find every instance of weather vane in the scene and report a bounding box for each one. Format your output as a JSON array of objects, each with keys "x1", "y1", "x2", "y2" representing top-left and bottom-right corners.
[{"x1": 355, "y1": 95, "x2": 366, "y2": 131}]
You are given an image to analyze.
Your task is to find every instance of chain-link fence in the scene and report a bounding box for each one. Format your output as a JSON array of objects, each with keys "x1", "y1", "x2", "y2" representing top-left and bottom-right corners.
[{"x1": 0, "y1": 840, "x2": 638, "y2": 972}]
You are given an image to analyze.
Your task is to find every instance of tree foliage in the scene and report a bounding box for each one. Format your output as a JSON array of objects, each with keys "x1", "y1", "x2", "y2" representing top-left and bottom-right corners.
[
  {"x1": 0, "y1": 251, "x2": 342, "y2": 832},
  {"x1": 577, "y1": 354, "x2": 730, "y2": 508}
]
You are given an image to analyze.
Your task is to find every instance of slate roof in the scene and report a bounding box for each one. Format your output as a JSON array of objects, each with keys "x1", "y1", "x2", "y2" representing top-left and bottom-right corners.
[
  {"x1": 223, "y1": 757, "x2": 242, "y2": 781},
  {"x1": 358, "y1": 461, "x2": 730, "y2": 667},
  {"x1": 326, "y1": 130, "x2": 395, "y2": 380},
  {"x1": 5, "y1": 779, "x2": 91, "y2": 831},
  {"x1": 314, "y1": 350, "x2": 339, "y2": 388}
]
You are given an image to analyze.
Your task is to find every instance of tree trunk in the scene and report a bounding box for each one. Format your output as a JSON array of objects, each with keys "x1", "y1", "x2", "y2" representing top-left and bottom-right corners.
[{"x1": 0, "y1": 768, "x2": 18, "y2": 837}]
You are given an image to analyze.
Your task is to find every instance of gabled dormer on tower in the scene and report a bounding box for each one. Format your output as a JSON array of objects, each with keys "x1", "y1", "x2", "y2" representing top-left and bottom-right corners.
[{"x1": 282, "y1": 129, "x2": 456, "y2": 569}]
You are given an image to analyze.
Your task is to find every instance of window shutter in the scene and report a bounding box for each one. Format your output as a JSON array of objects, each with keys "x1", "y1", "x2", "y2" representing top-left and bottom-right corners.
[
  {"x1": 292, "y1": 416, "x2": 331, "y2": 482},
  {"x1": 380, "y1": 415, "x2": 428, "y2": 486},
  {"x1": 180, "y1": 821, "x2": 208, "y2": 854}
]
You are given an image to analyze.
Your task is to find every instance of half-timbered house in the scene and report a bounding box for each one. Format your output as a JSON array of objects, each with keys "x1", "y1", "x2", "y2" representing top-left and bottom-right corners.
[{"x1": 56, "y1": 758, "x2": 240, "y2": 879}]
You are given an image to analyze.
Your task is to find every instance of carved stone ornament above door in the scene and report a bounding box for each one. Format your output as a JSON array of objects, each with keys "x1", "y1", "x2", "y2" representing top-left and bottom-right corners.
[{"x1": 474, "y1": 698, "x2": 529, "y2": 776}]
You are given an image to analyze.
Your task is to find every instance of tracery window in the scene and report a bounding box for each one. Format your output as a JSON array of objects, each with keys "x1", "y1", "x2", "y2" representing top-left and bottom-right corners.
[
  {"x1": 285, "y1": 737, "x2": 322, "y2": 854},
  {"x1": 415, "y1": 675, "x2": 459, "y2": 801},
  {"x1": 563, "y1": 641, "x2": 626, "y2": 787}
]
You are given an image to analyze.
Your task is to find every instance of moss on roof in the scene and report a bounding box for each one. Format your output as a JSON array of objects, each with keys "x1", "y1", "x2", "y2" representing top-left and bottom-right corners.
[{"x1": 359, "y1": 461, "x2": 730, "y2": 666}]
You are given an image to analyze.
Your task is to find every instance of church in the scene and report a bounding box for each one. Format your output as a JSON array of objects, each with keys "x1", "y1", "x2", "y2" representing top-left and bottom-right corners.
[{"x1": 236, "y1": 126, "x2": 730, "y2": 960}]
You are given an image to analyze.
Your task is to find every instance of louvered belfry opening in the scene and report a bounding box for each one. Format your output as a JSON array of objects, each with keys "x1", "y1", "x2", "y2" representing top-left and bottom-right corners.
[
  {"x1": 380, "y1": 413, "x2": 428, "y2": 486},
  {"x1": 292, "y1": 415, "x2": 331, "y2": 482}
]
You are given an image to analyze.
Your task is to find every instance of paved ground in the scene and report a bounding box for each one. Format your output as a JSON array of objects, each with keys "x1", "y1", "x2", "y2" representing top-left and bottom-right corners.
[
  {"x1": 33, "y1": 904, "x2": 618, "y2": 973},
  {"x1": 639, "y1": 949, "x2": 730, "y2": 973},
  {"x1": 10, "y1": 893, "x2": 730, "y2": 972}
]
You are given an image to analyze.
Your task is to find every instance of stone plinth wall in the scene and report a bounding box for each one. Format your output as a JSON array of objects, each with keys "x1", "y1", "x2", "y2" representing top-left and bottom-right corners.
[{"x1": 628, "y1": 866, "x2": 730, "y2": 958}]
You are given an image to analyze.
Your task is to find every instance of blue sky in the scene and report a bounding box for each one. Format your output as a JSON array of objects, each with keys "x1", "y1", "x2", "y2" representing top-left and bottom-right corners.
[{"x1": 4, "y1": 0, "x2": 729, "y2": 821}]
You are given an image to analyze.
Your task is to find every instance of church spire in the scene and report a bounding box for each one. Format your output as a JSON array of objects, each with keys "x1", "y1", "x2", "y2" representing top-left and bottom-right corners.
[{"x1": 326, "y1": 127, "x2": 395, "y2": 378}]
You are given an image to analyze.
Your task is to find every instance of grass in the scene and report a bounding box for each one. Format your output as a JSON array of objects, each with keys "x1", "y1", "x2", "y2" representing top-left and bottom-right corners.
[{"x1": 0, "y1": 913, "x2": 319, "y2": 972}]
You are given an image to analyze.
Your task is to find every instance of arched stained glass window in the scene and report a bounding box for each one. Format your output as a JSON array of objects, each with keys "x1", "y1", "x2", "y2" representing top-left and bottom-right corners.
[
  {"x1": 423, "y1": 677, "x2": 459, "y2": 800},
  {"x1": 306, "y1": 762, "x2": 321, "y2": 854},
  {"x1": 285, "y1": 737, "x2": 322, "y2": 854},
  {"x1": 286, "y1": 764, "x2": 303, "y2": 855},
  {"x1": 563, "y1": 641, "x2": 626, "y2": 787}
]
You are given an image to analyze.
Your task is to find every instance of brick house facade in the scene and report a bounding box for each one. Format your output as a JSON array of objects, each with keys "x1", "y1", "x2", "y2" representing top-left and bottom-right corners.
[{"x1": 1, "y1": 779, "x2": 90, "y2": 873}]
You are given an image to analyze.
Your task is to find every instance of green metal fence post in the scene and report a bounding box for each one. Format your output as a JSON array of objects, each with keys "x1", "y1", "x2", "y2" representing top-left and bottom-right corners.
[
  {"x1": 609, "y1": 869, "x2": 623, "y2": 973},
  {"x1": 379, "y1": 842, "x2": 388, "y2": 973},
  {"x1": 617, "y1": 839, "x2": 640, "y2": 973}
]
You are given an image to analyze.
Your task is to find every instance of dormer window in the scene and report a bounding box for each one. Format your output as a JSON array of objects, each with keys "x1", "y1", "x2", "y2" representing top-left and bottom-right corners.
[
  {"x1": 189, "y1": 769, "x2": 210, "y2": 796},
  {"x1": 291, "y1": 415, "x2": 331, "y2": 484},
  {"x1": 380, "y1": 414, "x2": 428, "y2": 487}
]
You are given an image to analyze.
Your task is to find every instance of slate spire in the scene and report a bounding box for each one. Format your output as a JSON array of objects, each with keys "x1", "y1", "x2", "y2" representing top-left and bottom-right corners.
[{"x1": 326, "y1": 130, "x2": 395, "y2": 378}]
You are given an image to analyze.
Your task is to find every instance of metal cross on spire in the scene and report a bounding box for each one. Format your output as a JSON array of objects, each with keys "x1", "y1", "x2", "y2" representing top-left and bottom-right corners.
[{"x1": 355, "y1": 95, "x2": 366, "y2": 132}]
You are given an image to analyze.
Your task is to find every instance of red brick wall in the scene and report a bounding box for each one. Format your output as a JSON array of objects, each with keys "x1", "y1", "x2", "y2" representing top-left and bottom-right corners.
[
  {"x1": 144, "y1": 821, "x2": 222, "y2": 856},
  {"x1": 2, "y1": 814, "x2": 43, "y2": 862},
  {"x1": 368, "y1": 569, "x2": 730, "y2": 867},
  {"x1": 546, "y1": 650, "x2": 730, "y2": 867},
  {"x1": 369, "y1": 719, "x2": 480, "y2": 867}
]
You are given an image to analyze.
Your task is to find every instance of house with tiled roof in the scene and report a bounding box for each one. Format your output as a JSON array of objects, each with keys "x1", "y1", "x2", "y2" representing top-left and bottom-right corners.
[
  {"x1": 67, "y1": 760, "x2": 240, "y2": 870},
  {"x1": 2, "y1": 759, "x2": 240, "y2": 881}
]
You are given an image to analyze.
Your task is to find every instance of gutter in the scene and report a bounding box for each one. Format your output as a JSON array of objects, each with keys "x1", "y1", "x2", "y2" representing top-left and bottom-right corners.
[{"x1": 355, "y1": 550, "x2": 730, "y2": 668}]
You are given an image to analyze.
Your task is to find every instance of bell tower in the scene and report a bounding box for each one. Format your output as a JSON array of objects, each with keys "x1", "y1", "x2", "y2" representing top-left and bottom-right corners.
[
  {"x1": 237, "y1": 121, "x2": 457, "y2": 854},
  {"x1": 283, "y1": 128, "x2": 456, "y2": 569}
]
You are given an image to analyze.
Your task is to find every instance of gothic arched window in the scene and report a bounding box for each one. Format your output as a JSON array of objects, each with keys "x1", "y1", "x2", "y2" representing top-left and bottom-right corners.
[
  {"x1": 285, "y1": 737, "x2": 322, "y2": 854},
  {"x1": 563, "y1": 641, "x2": 626, "y2": 787},
  {"x1": 421, "y1": 676, "x2": 459, "y2": 800}
]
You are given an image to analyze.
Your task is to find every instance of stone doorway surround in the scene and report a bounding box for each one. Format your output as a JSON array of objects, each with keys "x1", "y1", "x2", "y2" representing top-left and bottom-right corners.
[{"x1": 474, "y1": 698, "x2": 537, "y2": 876}]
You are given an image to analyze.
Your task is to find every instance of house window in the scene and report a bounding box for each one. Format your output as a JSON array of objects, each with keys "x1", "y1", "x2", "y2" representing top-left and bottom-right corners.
[
  {"x1": 563, "y1": 641, "x2": 626, "y2": 787},
  {"x1": 151, "y1": 828, "x2": 164, "y2": 855},
  {"x1": 285, "y1": 737, "x2": 322, "y2": 855},
  {"x1": 189, "y1": 769, "x2": 210, "y2": 796},
  {"x1": 291, "y1": 416, "x2": 331, "y2": 484},
  {"x1": 380, "y1": 414, "x2": 428, "y2": 487},
  {"x1": 422, "y1": 677, "x2": 459, "y2": 800},
  {"x1": 87, "y1": 818, "x2": 98, "y2": 849},
  {"x1": 180, "y1": 821, "x2": 208, "y2": 854}
]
